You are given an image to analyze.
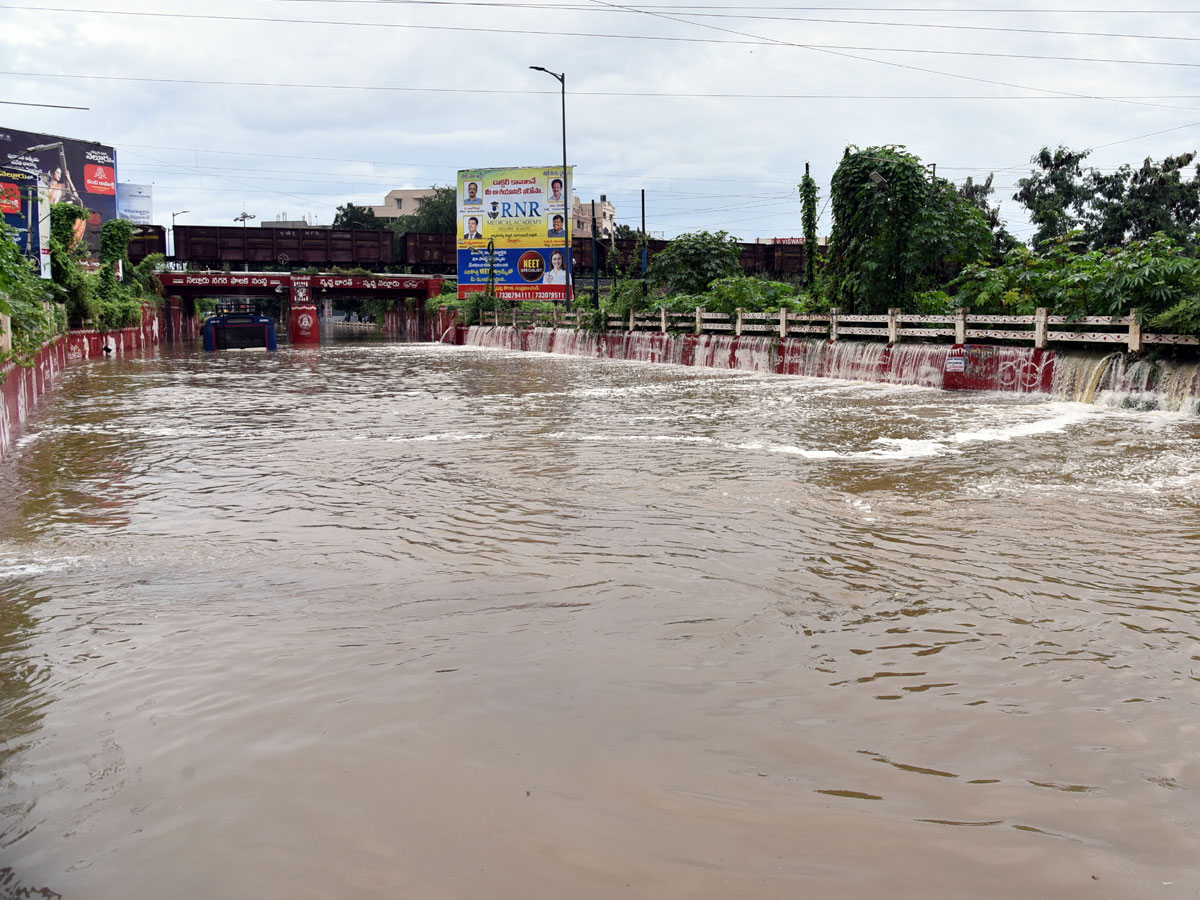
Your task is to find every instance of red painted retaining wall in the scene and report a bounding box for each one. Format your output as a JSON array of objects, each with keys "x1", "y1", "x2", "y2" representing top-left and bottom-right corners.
[
  {"x1": 1, "y1": 301, "x2": 199, "y2": 461},
  {"x1": 447, "y1": 325, "x2": 1064, "y2": 395}
]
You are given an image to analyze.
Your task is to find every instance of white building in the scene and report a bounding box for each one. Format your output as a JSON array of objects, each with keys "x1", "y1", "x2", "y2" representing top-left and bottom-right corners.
[{"x1": 572, "y1": 195, "x2": 617, "y2": 239}]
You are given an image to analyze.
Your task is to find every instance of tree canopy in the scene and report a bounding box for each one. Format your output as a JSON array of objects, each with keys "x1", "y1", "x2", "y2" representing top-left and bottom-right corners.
[
  {"x1": 823, "y1": 145, "x2": 992, "y2": 314},
  {"x1": 332, "y1": 203, "x2": 381, "y2": 231},
  {"x1": 1014, "y1": 146, "x2": 1200, "y2": 250}
]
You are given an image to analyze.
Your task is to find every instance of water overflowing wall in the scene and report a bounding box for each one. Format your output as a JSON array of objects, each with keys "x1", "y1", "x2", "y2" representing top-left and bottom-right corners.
[{"x1": 458, "y1": 325, "x2": 1200, "y2": 411}]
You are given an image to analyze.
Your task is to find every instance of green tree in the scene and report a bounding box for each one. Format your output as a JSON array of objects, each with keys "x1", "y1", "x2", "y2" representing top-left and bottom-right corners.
[
  {"x1": 957, "y1": 173, "x2": 1019, "y2": 257},
  {"x1": 0, "y1": 220, "x2": 59, "y2": 363},
  {"x1": 1012, "y1": 146, "x2": 1091, "y2": 249},
  {"x1": 800, "y1": 162, "x2": 819, "y2": 286},
  {"x1": 611, "y1": 223, "x2": 638, "y2": 240},
  {"x1": 647, "y1": 230, "x2": 742, "y2": 296},
  {"x1": 50, "y1": 204, "x2": 96, "y2": 326},
  {"x1": 1081, "y1": 152, "x2": 1200, "y2": 248},
  {"x1": 94, "y1": 218, "x2": 142, "y2": 331},
  {"x1": 1012, "y1": 147, "x2": 1200, "y2": 251},
  {"x1": 824, "y1": 145, "x2": 992, "y2": 314},
  {"x1": 332, "y1": 203, "x2": 381, "y2": 230}
]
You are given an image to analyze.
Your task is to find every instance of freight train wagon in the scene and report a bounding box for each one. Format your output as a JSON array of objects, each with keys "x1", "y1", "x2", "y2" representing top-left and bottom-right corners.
[
  {"x1": 127, "y1": 225, "x2": 167, "y2": 264},
  {"x1": 398, "y1": 232, "x2": 812, "y2": 279},
  {"x1": 171, "y1": 225, "x2": 394, "y2": 268}
]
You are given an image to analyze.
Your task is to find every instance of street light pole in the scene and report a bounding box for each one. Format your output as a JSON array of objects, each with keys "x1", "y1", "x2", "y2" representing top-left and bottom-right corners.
[
  {"x1": 170, "y1": 209, "x2": 189, "y2": 259},
  {"x1": 234, "y1": 211, "x2": 256, "y2": 271},
  {"x1": 529, "y1": 65, "x2": 571, "y2": 309}
]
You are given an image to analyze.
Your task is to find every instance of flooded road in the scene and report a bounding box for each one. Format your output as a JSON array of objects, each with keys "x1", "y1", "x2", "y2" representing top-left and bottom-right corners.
[{"x1": 1, "y1": 342, "x2": 1198, "y2": 899}]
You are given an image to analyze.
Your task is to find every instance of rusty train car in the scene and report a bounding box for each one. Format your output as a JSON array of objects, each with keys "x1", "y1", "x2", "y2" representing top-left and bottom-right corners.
[
  {"x1": 397, "y1": 232, "x2": 817, "y2": 279},
  {"x1": 131, "y1": 224, "x2": 817, "y2": 279}
]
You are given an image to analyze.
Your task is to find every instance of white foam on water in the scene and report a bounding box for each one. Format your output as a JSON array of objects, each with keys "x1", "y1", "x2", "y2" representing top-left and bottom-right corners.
[
  {"x1": 0, "y1": 556, "x2": 82, "y2": 579},
  {"x1": 382, "y1": 432, "x2": 492, "y2": 444}
]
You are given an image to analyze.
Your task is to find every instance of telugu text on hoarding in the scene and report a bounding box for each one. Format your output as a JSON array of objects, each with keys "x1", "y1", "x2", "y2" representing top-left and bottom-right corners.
[
  {"x1": 118, "y1": 182, "x2": 153, "y2": 225},
  {"x1": 0, "y1": 127, "x2": 118, "y2": 257},
  {"x1": 456, "y1": 165, "x2": 573, "y2": 301},
  {"x1": 0, "y1": 166, "x2": 50, "y2": 277}
]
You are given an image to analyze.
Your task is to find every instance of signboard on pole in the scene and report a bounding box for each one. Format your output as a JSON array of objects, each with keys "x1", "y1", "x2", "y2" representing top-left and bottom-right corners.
[
  {"x1": 0, "y1": 166, "x2": 50, "y2": 278},
  {"x1": 0, "y1": 127, "x2": 118, "y2": 257},
  {"x1": 456, "y1": 165, "x2": 573, "y2": 301},
  {"x1": 118, "y1": 182, "x2": 153, "y2": 225}
]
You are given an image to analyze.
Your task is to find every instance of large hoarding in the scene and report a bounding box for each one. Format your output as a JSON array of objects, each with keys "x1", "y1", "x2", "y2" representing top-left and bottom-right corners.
[
  {"x1": 456, "y1": 165, "x2": 573, "y2": 301},
  {"x1": 0, "y1": 127, "x2": 118, "y2": 255},
  {"x1": 117, "y1": 182, "x2": 153, "y2": 225},
  {"x1": 0, "y1": 166, "x2": 50, "y2": 278}
]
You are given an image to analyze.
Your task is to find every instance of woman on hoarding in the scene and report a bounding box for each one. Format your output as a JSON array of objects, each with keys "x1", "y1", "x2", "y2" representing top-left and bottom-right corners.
[
  {"x1": 46, "y1": 166, "x2": 67, "y2": 204},
  {"x1": 542, "y1": 250, "x2": 567, "y2": 285}
]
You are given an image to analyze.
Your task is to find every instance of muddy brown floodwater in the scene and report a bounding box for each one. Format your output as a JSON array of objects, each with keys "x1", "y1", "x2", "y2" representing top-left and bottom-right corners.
[{"x1": 1, "y1": 342, "x2": 1198, "y2": 899}]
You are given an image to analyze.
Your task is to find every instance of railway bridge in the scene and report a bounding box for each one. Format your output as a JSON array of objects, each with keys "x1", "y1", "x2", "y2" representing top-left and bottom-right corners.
[{"x1": 157, "y1": 271, "x2": 447, "y2": 343}]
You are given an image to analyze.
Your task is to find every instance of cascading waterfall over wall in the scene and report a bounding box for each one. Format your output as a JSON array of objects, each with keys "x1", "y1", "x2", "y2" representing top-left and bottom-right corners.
[{"x1": 460, "y1": 326, "x2": 1200, "y2": 411}]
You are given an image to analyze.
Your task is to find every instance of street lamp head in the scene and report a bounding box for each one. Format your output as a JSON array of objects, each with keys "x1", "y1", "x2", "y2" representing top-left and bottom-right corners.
[
  {"x1": 869, "y1": 171, "x2": 888, "y2": 186},
  {"x1": 530, "y1": 65, "x2": 564, "y2": 83}
]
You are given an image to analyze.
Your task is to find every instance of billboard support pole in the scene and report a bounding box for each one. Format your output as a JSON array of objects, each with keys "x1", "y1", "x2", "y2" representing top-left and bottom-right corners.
[
  {"x1": 641, "y1": 189, "x2": 647, "y2": 301},
  {"x1": 591, "y1": 200, "x2": 598, "y2": 308}
]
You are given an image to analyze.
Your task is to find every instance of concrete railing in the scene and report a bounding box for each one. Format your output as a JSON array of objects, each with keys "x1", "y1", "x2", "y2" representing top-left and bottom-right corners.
[{"x1": 473, "y1": 306, "x2": 1199, "y2": 351}]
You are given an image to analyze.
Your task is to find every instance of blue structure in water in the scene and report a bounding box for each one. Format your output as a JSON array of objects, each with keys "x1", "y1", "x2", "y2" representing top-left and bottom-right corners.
[{"x1": 203, "y1": 301, "x2": 277, "y2": 351}]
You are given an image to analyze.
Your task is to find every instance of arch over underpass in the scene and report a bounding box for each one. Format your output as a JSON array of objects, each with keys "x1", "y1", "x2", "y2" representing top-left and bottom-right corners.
[{"x1": 157, "y1": 271, "x2": 446, "y2": 343}]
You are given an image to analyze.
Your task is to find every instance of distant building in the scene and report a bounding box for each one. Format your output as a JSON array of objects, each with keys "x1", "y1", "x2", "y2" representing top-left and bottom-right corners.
[
  {"x1": 369, "y1": 189, "x2": 439, "y2": 221},
  {"x1": 572, "y1": 194, "x2": 616, "y2": 239}
]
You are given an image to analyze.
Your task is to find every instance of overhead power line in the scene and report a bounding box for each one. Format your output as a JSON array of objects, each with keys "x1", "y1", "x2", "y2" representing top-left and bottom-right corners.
[
  {"x1": 4, "y1": 4, "x2": 1199, "y2": 113},
  {"x1": 9, "y1": 70, "x2": 1200, "y2": 99},
  {"x1": 255, "y1": 0, "x2": 1200, "y2": 36},
  {"x1": 0, "y1": 98, "x2": 88, "y2": 108},
  {"x1": 263, "y1": 0, "x2": 1200, "y2": 10},
  {"x1": 6, "y1": 2, "x2": 1200, "y2": 42}
]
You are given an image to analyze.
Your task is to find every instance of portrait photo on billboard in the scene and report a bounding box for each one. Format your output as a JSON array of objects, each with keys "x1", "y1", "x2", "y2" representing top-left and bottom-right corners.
[{"x1": 463, "y1": 216, "x2": 484, "y2": 240}]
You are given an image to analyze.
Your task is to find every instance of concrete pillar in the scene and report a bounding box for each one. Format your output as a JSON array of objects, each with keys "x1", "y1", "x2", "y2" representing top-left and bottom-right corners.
[
  {"x1": 0, "y1": 313, "x2": 10, "y2": 355},
  {"x1": 1034, "y1": 307, "x2": 1049, "y2": 349},
  {"x1": 629, "y1": 308, "x2": 636, "y2": 333},
  {"x1": 829, "y1": 307, "x2": 840, "y2": 342},
  {"x1": 660, "y1": 306, "x2": 668, "y2": 333},
  {"x1": 954, "y1": 307, "x2": 968, "y2": 345},
  {"x1": 1127, "y1": 308, "x2": 1142, "y2": 354},
  {"x1": 779, "y1": 307, "x2": 788, "y2": 339},
  {"x1": 695, "y1": 306, "x2": 703, "y2": 335},
  {"x1": 288, "y1": 275, "x2": 320, "y2": 344},
  {"x1": 735, "y1": 308, "x2": 743, "y2": 337},
  {"x1": 887, "y1": 308, "x2": 901, "y2": 344}
]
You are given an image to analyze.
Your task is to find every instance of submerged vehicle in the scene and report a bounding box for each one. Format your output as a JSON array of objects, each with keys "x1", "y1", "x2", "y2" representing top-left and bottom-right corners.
[{"x1": 203, "y1": 300, "x2": 277, "y2": 351}]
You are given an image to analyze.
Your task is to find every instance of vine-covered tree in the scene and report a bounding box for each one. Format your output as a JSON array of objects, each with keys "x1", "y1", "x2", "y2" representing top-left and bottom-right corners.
[
  {"x1": 800, "y1": 162, "x2": 819, "y2": 286},
  {"x1": 824, "y1": 145, "x2": 992, "y2": 314},
  {"x1": 332, "y1": 203, "x2": 380, "y2": 231}
]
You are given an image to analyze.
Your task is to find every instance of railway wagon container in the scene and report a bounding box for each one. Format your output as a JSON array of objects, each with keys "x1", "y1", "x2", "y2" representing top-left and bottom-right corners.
[
  {"x1": 172, "y1": 226, "x2": 394, "y2": 267},
  {"x1": 127, "y1": 224, "x2": 167, "y2": 264},
  {"x1": 401, "y1": 232, "x2": 458, "y2": 273}
]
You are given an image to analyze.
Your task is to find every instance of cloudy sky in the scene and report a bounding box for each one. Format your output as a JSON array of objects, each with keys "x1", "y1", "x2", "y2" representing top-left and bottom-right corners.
[{"x1": 3, "y1": 1, "x2": 1200, "y2": 242}]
